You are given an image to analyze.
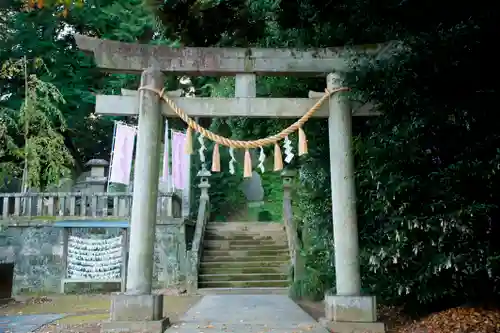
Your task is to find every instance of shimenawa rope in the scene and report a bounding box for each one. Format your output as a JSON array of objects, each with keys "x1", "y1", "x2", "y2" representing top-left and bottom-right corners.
[{"x1": 137, "y1": 86, "x2": 349, "y2": 149}]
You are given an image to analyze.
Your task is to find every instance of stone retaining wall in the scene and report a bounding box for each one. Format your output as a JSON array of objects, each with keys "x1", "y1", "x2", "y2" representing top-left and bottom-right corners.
[{"x1": 0, "y1": 223, "x2": 193, "y2": 294}]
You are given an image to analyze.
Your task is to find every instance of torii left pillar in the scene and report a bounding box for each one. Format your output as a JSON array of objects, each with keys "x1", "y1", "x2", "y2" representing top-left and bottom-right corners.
[{"x1": 102, "y1": 67, "x2": 169, "y2": 333}]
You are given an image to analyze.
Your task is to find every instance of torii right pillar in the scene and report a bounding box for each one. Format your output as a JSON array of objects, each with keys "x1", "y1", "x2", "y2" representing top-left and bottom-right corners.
[{"x1": 322, "y1": 73, "x2": 385, "y2": 333}]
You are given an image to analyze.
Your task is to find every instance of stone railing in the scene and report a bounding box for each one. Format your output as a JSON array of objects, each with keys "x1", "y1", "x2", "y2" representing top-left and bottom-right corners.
[
  {"x1": 0, "y1": 191, "x2": 182, "y2": 225},
  {"x1": 281, "y1": 170, "x2": 305, "y2": 284},
  {"x1": 186, "y1": 169, "x2": 211, "y2": 294}
]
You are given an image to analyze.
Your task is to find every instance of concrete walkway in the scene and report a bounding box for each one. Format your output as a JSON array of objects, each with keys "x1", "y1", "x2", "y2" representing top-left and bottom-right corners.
[{"x1": 166, "y1": 294, "x2": 329, "y2": 333}]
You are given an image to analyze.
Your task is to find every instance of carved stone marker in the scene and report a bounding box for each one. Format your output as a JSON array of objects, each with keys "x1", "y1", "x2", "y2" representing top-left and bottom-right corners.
[{"x1": 240, "y1": 171, "x2": 264, "y2": 203}]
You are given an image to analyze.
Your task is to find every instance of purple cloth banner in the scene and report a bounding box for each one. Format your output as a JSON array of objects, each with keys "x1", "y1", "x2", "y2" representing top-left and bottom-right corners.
[
  {"x1": 109, "y1": 123, "x2": 136, "y2": 185},
  {"x1": 172, "y1": 131, "x2": 188, "y2": 190}
]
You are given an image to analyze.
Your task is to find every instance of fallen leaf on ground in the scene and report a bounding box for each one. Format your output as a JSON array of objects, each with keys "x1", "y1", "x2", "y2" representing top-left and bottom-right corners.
[{"x1": 397, "y1": 307, "x2": 500, "y2": 333}]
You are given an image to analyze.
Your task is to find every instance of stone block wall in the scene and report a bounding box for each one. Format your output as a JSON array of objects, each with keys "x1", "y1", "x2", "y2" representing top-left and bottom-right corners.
[
  {"x1": 0, "y1": 223, "x2": 192, "y2": 294},
  {"x1": 0, "y1": 226, "x2": 63, "y2": 294}
]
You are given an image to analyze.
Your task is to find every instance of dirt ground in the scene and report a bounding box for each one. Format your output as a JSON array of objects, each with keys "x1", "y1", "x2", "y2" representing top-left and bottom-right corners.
[
  {"x1": 4, "y1": 294, "x2": 500, "y2": 333},
  {"x1": 0, "y1": 293, "x2": 202, "y2": 333}
]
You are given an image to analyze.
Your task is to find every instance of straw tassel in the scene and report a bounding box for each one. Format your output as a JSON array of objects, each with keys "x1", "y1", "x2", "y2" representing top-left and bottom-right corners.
[
  {"x1": 184, "y1": 127, "x2": 193, "y2": 154},
  {"x1": 212, "y1": 144, "x2": 221, "y2": 172},
  {"x1": 274, "y1": 143, "x2": 283, "y2": 171},
  {"x1": 298, "y1": 127, "x2": 308, "y2": 156},
  {"x1": 243, "y1": 149, "x2": 252, "y2": 178}
]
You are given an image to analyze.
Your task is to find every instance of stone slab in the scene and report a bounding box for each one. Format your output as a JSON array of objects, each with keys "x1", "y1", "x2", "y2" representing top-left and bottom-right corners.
[
  {"x1": 101, "y1": 318, "x2": 170, "y2": 333},
  {"x1": 167, "y1": 322, "x2": 327, "y2": 333},
  {"x1": 324, "y1": 294, "x2": 377, "y2": 322},
  {"x1": 197, "y1": 287, "x2": 289, "y2": 295},
  {"x1": 109, "y1": 293, "x2": 164, "y2": 321},
  {"x1": 164, "y1": 294, "x2": 329, "y2": 333},
  {"x1": 320, "y1": 318, "x2": 385, "y2": 333}
]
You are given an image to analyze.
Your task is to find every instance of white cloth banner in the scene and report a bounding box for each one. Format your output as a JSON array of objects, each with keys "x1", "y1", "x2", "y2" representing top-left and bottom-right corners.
[
  {"x1": 161, "y1": 120, "x2": 172, "y2": 190},
  {"x1": 172, "y1": 131, "x2": 188, "y2": 190},
  {"x1": 109, "y1": 123, "x2": 136, "y2": 185}
]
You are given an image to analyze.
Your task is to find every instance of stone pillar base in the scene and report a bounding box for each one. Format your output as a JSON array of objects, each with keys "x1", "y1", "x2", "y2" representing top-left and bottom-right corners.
[
  {"x1": 101, "y1": 319, "x2": 170, "y2": 333},
  {"x1": 325, "y1": 294, "x2": 377, "y2": 322},
  {"x1": 321, "y1": 293, "x2": 385, "y2": 332},
  {"x1": 101, "y1": 293, "x2": 169, "y2": 333},
  {"x1": 319, "y1": 318, "x2": 385, "y2": 333}
]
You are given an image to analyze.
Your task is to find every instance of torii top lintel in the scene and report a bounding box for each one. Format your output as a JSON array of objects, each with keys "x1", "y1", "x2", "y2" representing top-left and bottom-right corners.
[{"x1": 74, "y1": 34, "x2": 389, "y2": 76}]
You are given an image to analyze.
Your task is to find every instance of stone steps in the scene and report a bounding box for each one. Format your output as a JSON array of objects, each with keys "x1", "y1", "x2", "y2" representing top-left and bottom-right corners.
[
  {"x1": 196, "y1": 287, "x2": 289, "y2": 295},
  {"x1": 200, "y1": 261, "x2": 286, "y2": 268},
  {"x1": 202, "y1": 255, "x2": 289, "y2": 262},
  {"x1": 205, "y1": 222, "x2": 285, "y2": 232},
  {"x1": 204, "y1": 234, "x2": 280, "y2": 241},
  {"x1": 204, "y1": 249, "x2": 289, "y2": 257},
  {"x1": 204, "y1": 242, "x2": 288, "y2": 251},
  {"x1": 200, "y1": 266, "x2": 288, "y2": 275},
  {"x1": 205, "y1": 228, "x2": 281, "y2": 232},
  {"x1": 199, "y1": 273, "x2": 288, "y2": 282},
  {"x1": 198, "y1": 280, "x2": 290, "y2": 288},
  {"x1": 199, "y1": 221, "x2": 290, "y2": 292},
  {"x1": 204, "y1": 239, "x2": 284, "y2": 247}
]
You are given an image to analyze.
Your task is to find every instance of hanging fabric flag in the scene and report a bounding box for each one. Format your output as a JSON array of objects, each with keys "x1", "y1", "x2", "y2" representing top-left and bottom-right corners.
[
  {"x1": 172, "y1": 131, "x2": 188, "y2": 190},
  {"x1": 161, "y1": 119, "x2": 170, "y2": 184},
  {"x1": 109, "y1": 123, "x2": 136, "y2": 185}
]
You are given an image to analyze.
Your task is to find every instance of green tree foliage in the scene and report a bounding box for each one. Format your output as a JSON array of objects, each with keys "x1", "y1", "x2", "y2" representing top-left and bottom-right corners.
[
  {"x1": 21, "y1": 72, "x2": 74, "y2": 189},
  {"x1": 0, "y1": 106, "x2": 19, "y2": 183},
  {"x1": 1, "y1": 3, "x2": 111, "y2": 174},
  {"x1": 347, "y1": 13, "x2": 499, "y2": 307},
  {"x1": 292, "y1": 0, "x2": 499, "y2": 308},
  {"x1": 0, "y1": 0, "x2": 164, "y2": 180},
  {"x1": 1, "y1": 58, "x2": 73, "y2": 189}
]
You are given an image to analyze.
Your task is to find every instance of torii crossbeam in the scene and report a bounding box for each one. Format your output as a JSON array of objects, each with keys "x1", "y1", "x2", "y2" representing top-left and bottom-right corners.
[
  {"x1": 75, "y1": 34, "x2": 391, "y2": 75},
  {"x1": 96, "y1": 90, "x2": 379, "y2": 117}
]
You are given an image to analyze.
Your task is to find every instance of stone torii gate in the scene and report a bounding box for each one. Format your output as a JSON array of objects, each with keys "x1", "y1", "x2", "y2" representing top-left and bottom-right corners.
[{"x1": 75, "y1": 34, "x2": 387, "y2": 333}]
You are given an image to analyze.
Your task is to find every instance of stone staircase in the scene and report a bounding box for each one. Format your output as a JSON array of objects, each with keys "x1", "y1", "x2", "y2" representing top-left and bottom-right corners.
[{"x1": 198, "y1": 222, "x2": 290, "y2": 292}]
